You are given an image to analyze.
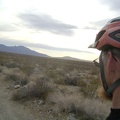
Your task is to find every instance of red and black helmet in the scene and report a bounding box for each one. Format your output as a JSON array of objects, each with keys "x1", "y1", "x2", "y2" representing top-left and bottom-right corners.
[
  {"x1": 89, "y1": 17, "x2": 120, "y2": 97},
  {"x1": 89, "y1": 17, "x2": 120, "y2": 50}
]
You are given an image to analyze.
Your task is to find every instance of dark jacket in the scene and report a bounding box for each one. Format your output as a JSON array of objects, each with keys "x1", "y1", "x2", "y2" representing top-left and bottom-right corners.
[{"x1": 106, "y1": 109, "x2": 120, "y2": 120}]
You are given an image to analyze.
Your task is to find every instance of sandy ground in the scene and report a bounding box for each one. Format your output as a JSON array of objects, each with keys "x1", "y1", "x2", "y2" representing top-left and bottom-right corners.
[
  {"x1": 0, "y1": 79, "x2": 70, "y2": 120},
  {"x1": 0, "y1": 80, "x2": 39, "y2": 120}
]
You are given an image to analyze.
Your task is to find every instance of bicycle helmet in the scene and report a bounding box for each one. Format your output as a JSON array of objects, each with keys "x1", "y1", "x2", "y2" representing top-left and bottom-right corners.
[
  {"x1": 89, "y1": 17, "x2": 120, "y2": 97},
  {"x1": 89, "y1": 16, "x2": 120, "y2": 50}
]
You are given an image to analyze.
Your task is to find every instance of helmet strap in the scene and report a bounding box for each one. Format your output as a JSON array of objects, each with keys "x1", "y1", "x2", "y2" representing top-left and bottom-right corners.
[
  {"x1": 99, "y1": 52, "x2": 120, "y2": 96},
  {"x1": 107, "y1": 78, "x2": 120, "y2": 95},
  {"x1": 99, "y1": 52, "x2": 111, "y2": 96}
]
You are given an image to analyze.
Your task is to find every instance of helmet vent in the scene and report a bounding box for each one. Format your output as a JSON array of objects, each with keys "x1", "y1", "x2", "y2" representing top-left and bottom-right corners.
[
  {"x1": 109, "y1": 29, "x2": 120, "y2": 42},
  {"x1": 95, "y1": 30, "x2": 106, "y2": 41}
]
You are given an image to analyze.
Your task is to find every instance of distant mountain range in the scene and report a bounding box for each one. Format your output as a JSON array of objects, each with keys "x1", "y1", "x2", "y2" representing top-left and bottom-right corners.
[
  {"x1": 0, "y1": 44, "x2": 89, "y2": 62},
  {"x1": 0, "y1": 44, "x2": 49, "y2": 57},
  {"x1": 57, "y1": 56, "x2": 82, "y2": 61}
]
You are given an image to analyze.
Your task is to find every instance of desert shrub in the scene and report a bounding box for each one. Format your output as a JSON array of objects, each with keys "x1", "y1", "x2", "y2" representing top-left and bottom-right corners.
[
  {"x1": 48, "y1": 92, "x2": 107, "y2": 119},
  {"x1": 90, "y1": 69, "x2": 99, "y2": 75},
  {"x1": 29, "y1": 77, "x2": 53, "y2": 100},
  {"x1": 20, "y1": 65, "x2": 34, "y2": 76},
  {"x1": 6, "y1": 73, "x2": 28, "y2": 86},
  {"x1": 12, "y1": 85, "x2": 29, "y2": 100},
  {"x1": 77, "y1": 79, "x2": 87, "y2": 87},
  {"x1": 79, "y1": 78, "x2": 99, "y2": 98},
  {"x1": 12, "y1": 77, "x2": 54, "y2": 101},
  {"x1": 45, "y1": 70, "x2": 57, "y2": 79},
  {"x1": 64, "y1": 75, "x2": 80, "y2": 86},
  {"x1": 5, "y1": 61, "x2": 20, "y2": 68},
  {"x1": 53, "y1": 76, "x2": 65, "y2": 85},
  {"x1": 45, "y1": 68, "x2": 65, "y2": 79}
]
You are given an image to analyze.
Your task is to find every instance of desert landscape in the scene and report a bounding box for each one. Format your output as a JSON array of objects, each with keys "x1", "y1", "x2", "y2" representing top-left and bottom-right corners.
[{"x1": 0, "y1": 51, "x2": 111, "y2": 120}]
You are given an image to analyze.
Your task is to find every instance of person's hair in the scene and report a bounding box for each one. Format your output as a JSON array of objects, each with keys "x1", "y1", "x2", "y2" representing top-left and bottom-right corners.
[
  {"x1": 112, "y1": 48, "x2": 120, "y2": 59},
  {"x1": 97, "y1": 86, "x2": 112, "y2": 101},
  {"x1": 103, "y1": 47, "x2": 120, "y2": 60}
]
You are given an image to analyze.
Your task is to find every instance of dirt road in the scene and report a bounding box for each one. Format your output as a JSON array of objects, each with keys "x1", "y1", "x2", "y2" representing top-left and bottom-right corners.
[{"x1": 0, "y1": 80, "x2": 39, "y2": 120}]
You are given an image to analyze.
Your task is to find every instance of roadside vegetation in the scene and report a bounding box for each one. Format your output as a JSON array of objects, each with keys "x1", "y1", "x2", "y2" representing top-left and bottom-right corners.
[{"x1": 0, "y1": 51, "x2": 111, "y2": 119}]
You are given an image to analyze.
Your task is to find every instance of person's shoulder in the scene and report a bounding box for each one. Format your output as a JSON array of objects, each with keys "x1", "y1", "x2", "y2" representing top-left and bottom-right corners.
[{"x1": 106, "y1": 108, "x2": 120, "y2": 120}]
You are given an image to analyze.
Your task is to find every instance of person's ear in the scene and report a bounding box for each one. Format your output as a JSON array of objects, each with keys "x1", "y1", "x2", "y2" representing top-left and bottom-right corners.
[{"x1": 107, "y1": 52, "x2": 116, "y2": 72}]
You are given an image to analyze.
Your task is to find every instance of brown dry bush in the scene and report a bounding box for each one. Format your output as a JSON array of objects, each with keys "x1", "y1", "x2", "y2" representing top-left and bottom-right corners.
[
  {"x1": 21, "y1": 65, "x2": 35, "y2": 76},
  {"x1": 5, "y1": 61, "x2": 20, "y2": 68},
  {"x1": 12, "y1": 85, "x2": 29, "y2": 100},
  {"x1": 12, "y1": 77, "x2": 54, "y2": 101},
  {"x1": 5, "y1": 72, "x2": 28, "y2": 86},
  {"x1": 29, "y1": 77, "x2": 53, "y2": 100},
  {"x1": 79, "y1": 78, "x2": 99, "y2": 98},
  {"x1": 64, "y1": 75, "x2": 80, "y2": 86},
  {"x1": 45, "y1": 68, "x2": 65, "y2": 80},
  {"x1": 48, "y1": 92, "x2": 109, "y2": 119}
]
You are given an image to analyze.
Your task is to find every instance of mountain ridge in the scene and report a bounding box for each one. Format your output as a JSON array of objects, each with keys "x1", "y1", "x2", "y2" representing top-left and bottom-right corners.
[
  {"x1": 0, "y1": 44, "x2": 90, "y2": 62},
  {"x1": 0, "y1": 44, "x2": 49, "y2": 57}
]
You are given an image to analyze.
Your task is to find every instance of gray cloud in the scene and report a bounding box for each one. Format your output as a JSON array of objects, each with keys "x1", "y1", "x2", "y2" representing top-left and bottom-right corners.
[
  {"x1": 83, "y1": 26, "x2": 98, "y2": 30},
  {"x1": 18, "y1": 13, "x2": 77, "y2": 36},
  {"x1": 83, "y1": 18, "x2": 110, "y2": 30},
  {"x1": 0, "y1": 24, "x2": 17, "y2": 32},
  {"x1": 99, "y1": 0, "x2": 120, "y2": 12},
  {"x1": 0, "y1": 38, "x2": 92, "y2": 53},
  {"x1": 27, "y1": 43, "x2": 91, "y2": 53}
]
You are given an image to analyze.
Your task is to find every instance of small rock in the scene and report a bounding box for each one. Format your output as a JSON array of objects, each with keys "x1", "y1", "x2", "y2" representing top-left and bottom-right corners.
[
  {"x1": 7, "y1": 86, "x2": 11, "y2": 89},
  {"x1": 67, "y1": 114, "x2": 76, "y2": 120},
  {"x1": 48, "y1": 108, "x2": 53, "y2": 114},
  {"x1": 14, "y1": 85, "x2": 20, "y2": 89},
  {"x1": 33, "y1": 100, "x2": 37, "y2": 104},
  {"x1": 38, "y1": 100, "x2": 44, "y2": 105}
]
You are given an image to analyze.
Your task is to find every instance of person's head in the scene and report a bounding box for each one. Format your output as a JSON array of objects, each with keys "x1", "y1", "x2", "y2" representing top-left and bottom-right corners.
[{"x1": 89, "y1": 17, "x2": 120, "y2": 98}]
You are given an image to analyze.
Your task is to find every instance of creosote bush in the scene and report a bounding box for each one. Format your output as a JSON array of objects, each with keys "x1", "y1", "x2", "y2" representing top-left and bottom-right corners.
[
  {"x1": 5, "y1": 61, "x2": 20, "y2": 68},
  {"x1": 64, "y1": 75, "x2": 80, "y2": 86},
  {"x1": 79, "y1": 78, "x2": 99, "y2": 98},
  {"x1": 48, "y1": 92, "x2": 107, "y2": 119},
  {"x1": 29, "y1": 77, "x2": 53, "y2": 100},
  {"x1": 12, "y1": 77, "x2": 54, "y2": 101},
  {"x1": 12, "y1": 85, "x2": 29, "y2": 100},
  {"x1": 6, "y1": 73, "x2": 28, "y2": 86}
]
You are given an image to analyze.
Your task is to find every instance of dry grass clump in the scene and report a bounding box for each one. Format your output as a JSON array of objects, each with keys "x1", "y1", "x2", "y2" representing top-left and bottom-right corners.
[
  {"x1": 79, "y1": 79, "x2": 99, "y2": 98},
  {"x1": 45, "y1": 67, "x2": 66, "y2": 81},
  {"x1": 28, "y1": 77, "x2": 54, "y2": 100},
  {"x1": 48, "y1": 92, "x2": 110, "y2": 119},
  {"x1": 5, "y1": 69, "x2": 28, "y2": 86},
  {"x1": 12, "y1": 77, "x2": 54, "y2": 101},
  {"x1": 5, "y1": 60, "x2": 20, "y2": 68},
  {"x1": 64, "y1": 75, "x2": 80, "y2": 86},
  {"x1": 12, "y1": 85, "x2": 29, "y2": 100},
  {"x1": 6, "y1": 74, "x2": 28, "y2": 85}
]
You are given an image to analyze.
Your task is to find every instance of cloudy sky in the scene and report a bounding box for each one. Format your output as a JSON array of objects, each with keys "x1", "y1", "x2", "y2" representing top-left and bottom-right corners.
[{"x1": 0, "y1": 0, "x2": 120, "y2": 60}]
